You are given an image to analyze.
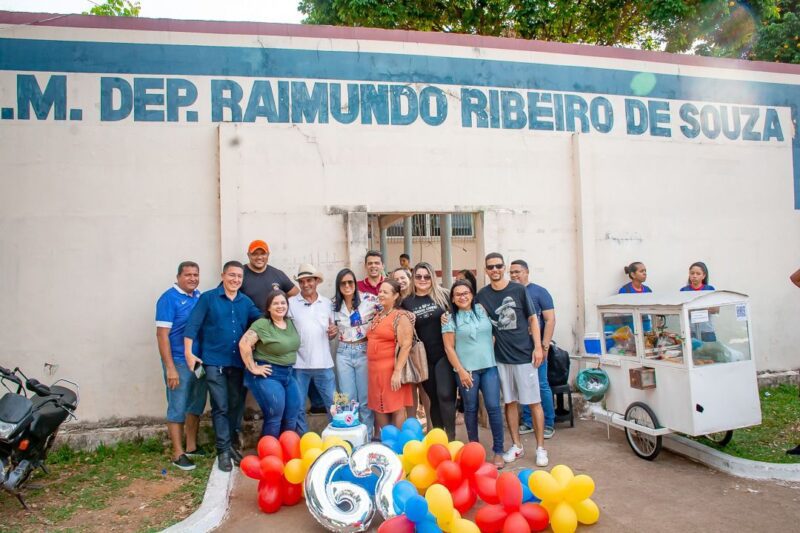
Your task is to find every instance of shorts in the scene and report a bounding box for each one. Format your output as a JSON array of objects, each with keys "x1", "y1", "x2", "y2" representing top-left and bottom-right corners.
[
  {"x1": 162, "y1": 358, "x2": 208, "y2": 423},
  {"x1": 497, "y1": 362, "x2": 541, "y2": 405}
]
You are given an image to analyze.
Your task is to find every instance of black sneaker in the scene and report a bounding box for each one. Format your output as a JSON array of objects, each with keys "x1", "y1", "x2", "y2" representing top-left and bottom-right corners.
[
  {"x1": 217, "y1": 451, "x2": 233, "y2": 472},
  {"x1": 230, "y1": 447, "x2": 243, "y2": 466},
  {"x1": 172, "y1": 454, "x2": 196, "y2": 471},
  {"x1": 787, "y1": 444, "x2": 800, "y2": 456},
  {"x1": 185, "y1": 448, "x2": 207, "y2": 457}
]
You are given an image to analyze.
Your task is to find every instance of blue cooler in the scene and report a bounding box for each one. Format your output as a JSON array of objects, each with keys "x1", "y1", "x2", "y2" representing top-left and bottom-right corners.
[{"x1": 584, "y1": 333, "x2": 602, "y2": 355}]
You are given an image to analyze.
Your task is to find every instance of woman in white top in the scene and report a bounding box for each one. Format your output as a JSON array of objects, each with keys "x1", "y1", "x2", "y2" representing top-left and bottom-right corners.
[{"x1": 332, "y1": 268, "x2": 380, "y2": 439}]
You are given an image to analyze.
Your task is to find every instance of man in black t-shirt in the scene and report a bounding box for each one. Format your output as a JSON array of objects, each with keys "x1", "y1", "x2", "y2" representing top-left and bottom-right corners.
[
  {"x1": 240, "y1": 239, "x2": 298, "y2": 312},
  {"x1": 476, "y1": 252, "x2": 548, "y2": 467}
]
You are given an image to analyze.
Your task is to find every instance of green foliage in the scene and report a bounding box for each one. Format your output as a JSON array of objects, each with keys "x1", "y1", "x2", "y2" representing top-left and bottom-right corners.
[
  {"x1": 84, "y1": 0, "x2": 141, "y2": 17},
  {"x1": 299, "y1": 0, "x2": 799, "y2": 62}
]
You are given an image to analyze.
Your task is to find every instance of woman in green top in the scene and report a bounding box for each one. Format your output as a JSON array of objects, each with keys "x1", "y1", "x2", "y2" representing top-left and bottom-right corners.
[{"x1": 239, "y1": 290, "x2": 301, "y2": 438}]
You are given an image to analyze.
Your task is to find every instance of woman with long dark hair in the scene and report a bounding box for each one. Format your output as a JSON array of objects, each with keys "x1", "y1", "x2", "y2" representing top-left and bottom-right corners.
[
  {"x1": 332, "y1": 268, "x2": 380, "y2": 438},
  {"x1": 402, "y1": 262, "x2": 457, "y2": 440},
  {"x1": 239, "y1": 290, "x2": 301, "y2": 438},
  {"x1": 681, "y1": 261, "x2": 715, "y2": 291}
]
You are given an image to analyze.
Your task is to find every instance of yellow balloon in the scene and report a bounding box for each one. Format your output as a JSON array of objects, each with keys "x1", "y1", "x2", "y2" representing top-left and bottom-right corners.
[
  {"x1": 409, "y1": 463, "x2": 437, "y2": 490},
  {"x1": 322, "y1": 436, "x2": 352, "y2": 454},
  {"x1": 437, "y1": 508, "x2": 460, "y2": 531},
  {"x1": 403, "y1": 440, "x2": 427, "y2": 466},
  {"x1": 551, "y1": 501, "x2": 579, "y2": 533},
  {"x1": 284, "y1": 458, "x2": 305, "y2": 485},
  {"x1": 450, "y1": 517, "x2": 480, "y2": 533},
  {"x1": 530, "y1": 470, "x2": 564, "y2": 502},
  {"x1": 550, "y1": 464, "x2": 575, "y2": 487},
  {"x1": 425, "y1": 484, "x2": 454, "y2": 521},
  {"x1": 541, "y1": 499, "x2": 558, "y2": 517},
  {"x1": 565, "y1": 474, "x2": 595, "y2": 504},
  {"x1": 400, "y1": 453, "x2": 415, "y2": 475},
  {"x1": 447, "y1": 440, "x2": 464, "y2": 460},
  {"x1": 302, "y1": 447, "x2": 323, "y2": 471},
  {"x1": 300, "y1": 432, "x2": 323, "y2": 456},
  {"x1": 424, "y1": 428, "x2": 449, "y2": 449},
  {"x1": 575, "y1": 498, "x2": 600, "y2": 525}
]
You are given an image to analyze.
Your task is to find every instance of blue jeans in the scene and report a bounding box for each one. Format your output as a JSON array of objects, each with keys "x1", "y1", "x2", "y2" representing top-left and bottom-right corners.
[
  {"x1": 204, "y1": 365, "x2": 245, "y2": 454},
  {"x1": 335, "y1": 342, "x2": 374, "y2": 439},
  {"x1": 294, "y1": 368, "x2": 336, "y2": 434},
  {"x1": 244, "y1": 363, "x2": 301, "y2": 438},
  {"x1": 162, "y1": 359, "x2": 207, "y2": 423},
  {"x1": 456, "y1": 366, "x2": 504, "y2": 454},
  {"x1": 522, "y1": 358, "x2": 555, "y2": 428}
]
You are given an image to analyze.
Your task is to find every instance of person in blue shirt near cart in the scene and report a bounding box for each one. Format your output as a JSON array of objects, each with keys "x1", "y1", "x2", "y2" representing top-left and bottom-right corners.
[
  {"x1": 618, "y1": 262, "x2": 652, "y2": 294},
  {"x1": 680, "y1": 262, "x2": 716, "y2": 292}
]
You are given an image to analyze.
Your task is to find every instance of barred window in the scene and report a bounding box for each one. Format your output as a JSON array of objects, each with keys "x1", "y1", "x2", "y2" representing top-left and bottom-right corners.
[{"x1": 386, "y1": 214, "x2": 473, "y2": 238}]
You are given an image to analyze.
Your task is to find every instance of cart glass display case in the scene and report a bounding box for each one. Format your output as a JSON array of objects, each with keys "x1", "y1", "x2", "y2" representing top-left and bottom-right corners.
[{"x1": 594, "y1": 291, "x2": 760, "y2": 437}]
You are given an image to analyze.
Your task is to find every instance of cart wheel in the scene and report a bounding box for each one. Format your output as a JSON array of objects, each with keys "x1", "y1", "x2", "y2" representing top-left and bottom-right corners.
[
  {"x1": 624, "y1": 402, "x2": 663, "y2": 461},
  {"x1": 705, "y1": 430, "x2": 733, "y2": 447}
]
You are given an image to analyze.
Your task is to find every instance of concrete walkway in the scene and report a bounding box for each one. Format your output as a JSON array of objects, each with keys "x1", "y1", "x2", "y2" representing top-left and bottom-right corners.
[{"x1": 217, "y1": 420, "x2": 800, "y2": 532}]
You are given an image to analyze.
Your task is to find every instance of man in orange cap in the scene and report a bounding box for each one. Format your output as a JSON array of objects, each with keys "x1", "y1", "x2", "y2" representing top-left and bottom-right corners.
[{"x1": 241, "y1": 239, "x2": 298, "y2": 313}]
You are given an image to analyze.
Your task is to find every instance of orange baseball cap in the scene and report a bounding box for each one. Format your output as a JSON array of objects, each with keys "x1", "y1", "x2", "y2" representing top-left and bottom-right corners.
[{"x1": 248, "y1": 240, "x2": 269, "y2": 254}]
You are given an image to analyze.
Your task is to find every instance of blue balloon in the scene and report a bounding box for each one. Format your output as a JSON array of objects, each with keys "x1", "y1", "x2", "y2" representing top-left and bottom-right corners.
[
  {"x1": 381, "y1": 425, "x2": 400, "y2": 443},
  {"x1": 521, "y1": 483, "x2": 534, "y2": 503},
  {"x1": 392, "y1": 480, "x2": 418, "y2": 514},
  {"x1": 404, "y1": 495, "x2": 428, "y2": 523},
  {"x1": 331, "y1": 465, "x2": 379, "y2": 494},
  {"x1": 517, "y1": 468, "x2": 534, "y2": 484},
  {"x1": 401, "y1": 418, "x2": 424, "y2": 439},
  {"x1": 518, "y1": 468, "x2": 539, "y2": 503},
  {"x1": 390, "y1": 439, "x2": 405, "y2": 454},
  {"x1": 384, "y1": 439, "x2": 398, "y2": 452},
  {"x1": 397, "y1": 429, "x2": 417, "y2": 448},
  {"x1": 417, "y1": 518, "x2": 443, "y2": 533}
]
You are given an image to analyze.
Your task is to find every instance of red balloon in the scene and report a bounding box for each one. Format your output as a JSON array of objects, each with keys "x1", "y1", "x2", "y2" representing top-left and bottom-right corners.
[
  {"x1": 474, "y1": 473, "x2": 500, "y2": 504},
  {"x1": 258, "y1": 435, "x2": 284, "y2": 461},
  {"x1": 452, "y1": 478, "x2": 478, "y2": 514},
  {"x1": 378, "y1": 515, "x2": 416, "y2": 533},
  {"x1": 496, "y1": 472, "x2": 523, "y2": 512},
  {"x1": 279, "y1": 430, "x2": 302, "y2": 461},
  {"x1": 436, "y1": 460, "x2": 463, "y2": 490},
  {"x1": 519, "y1": 502, "x2": 550, "y2": 532},
  {"x1": 258, "y1": 481, "x2": 283, "y2": 513},
  {"x1": 459, "y1": 442, "x2": 486, "y2": 473},
  {"x1": 475, "y1": 503, "x2": 508, "y2": 533},
  {"x1": 240, "y1": 455, "x2": 263, "y2": 480},
  {"x1": 260, "y1": 455, "x2": 285, "y2": 482},
  {"x1": 474, "y1": 462, "x2": 499, "y2": 479},
  {"x1": 281, "y1": 478, "x2": 303, "y2": 506},
  {"x1": 427, "y1": 444, "x2": 451, "y2": 468},
  {"x1": 502, "y1": 512, "x2": 531, "y2": 533}
]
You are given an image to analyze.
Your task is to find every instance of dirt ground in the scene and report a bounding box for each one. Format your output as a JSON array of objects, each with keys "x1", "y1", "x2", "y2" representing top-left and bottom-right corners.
[{"x1": 219, "y1": 418, "x2": 800, "y2": 532}]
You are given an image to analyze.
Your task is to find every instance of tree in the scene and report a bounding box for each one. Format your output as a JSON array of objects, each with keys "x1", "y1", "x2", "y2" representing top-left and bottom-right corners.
[
  {"x1": 299, "y1": 0, "x2": 798, "y2": 63},
  {"x1": 84, "y1": 0, "x2": 141, "y2": 17}
]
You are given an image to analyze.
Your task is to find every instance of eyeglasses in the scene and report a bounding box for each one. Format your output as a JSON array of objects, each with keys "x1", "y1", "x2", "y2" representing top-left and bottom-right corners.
[
  {"x1": 486, "y1": 264, "x2": 505, "y2": 270},
  {"x1": 453, "y1": 292, "x2": 472, "y2": 299},
  {"x1": 339, "y1": 280, "x2": 355, "y2": 286},
  {"x1": 414, "y1": 274, "x2": 432, "y2": 280}
]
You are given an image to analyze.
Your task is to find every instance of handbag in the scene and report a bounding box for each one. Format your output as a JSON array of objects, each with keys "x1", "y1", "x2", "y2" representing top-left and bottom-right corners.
[
  {"x1": 393, "y1": 311, "x2": 429, "y2": 384},
  {"x1": 547, "y1": 341, "x2": 571, "y2": 387}
]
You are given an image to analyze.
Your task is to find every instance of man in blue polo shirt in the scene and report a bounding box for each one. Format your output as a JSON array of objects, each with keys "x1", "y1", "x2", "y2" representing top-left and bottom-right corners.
[
  {"x1": 184, "y1": 260, "x2": 261, "y2": 472},
  {"x1": 156, "y1": 261, "x2": 206, "y2": 471}
]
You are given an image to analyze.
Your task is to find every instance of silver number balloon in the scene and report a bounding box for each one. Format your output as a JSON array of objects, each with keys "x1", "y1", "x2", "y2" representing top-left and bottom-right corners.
[
  {"x1": 348, "y1": 442, "x2": 404, "y2": 520},
  {"x1": 305, "y1": 445, "x2": 375, "y2": 533}
]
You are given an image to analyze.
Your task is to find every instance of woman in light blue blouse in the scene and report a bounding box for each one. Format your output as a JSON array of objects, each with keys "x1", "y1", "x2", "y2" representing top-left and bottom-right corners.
[{"x1": 442, "y1": 280, "x2": 505, "y2": 469}]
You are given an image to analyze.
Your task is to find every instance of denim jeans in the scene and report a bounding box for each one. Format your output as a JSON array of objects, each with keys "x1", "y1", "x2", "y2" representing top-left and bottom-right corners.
[
  {"x1": 422, "y1": 357, "x2": 458, "y2": 441},
  {"x1": 335, "y1": 342, "x2": 374, "y2": 439},
  {"x1": 244, "y1": 363, "x2": 301, "y2": 438},
  {"x1": 522, "y1": 357, "x2": 555, "y2": 428},
  {"x1": 204, "y1": 365, "x2": 245, "y2": 454},
  {"x1": 456, "y1": 366, "x2": 504, "y2": 454},
  {"x1": 294, "y1": 367, "x2": 336, "y2": 434},
  {"x1": 162, "y1": 358, "x2": 207, "y2": 423}
]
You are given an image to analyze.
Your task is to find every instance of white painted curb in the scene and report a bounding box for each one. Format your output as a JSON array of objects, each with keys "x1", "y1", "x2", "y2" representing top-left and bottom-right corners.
[
  {"x1": 664, "y1": 434, "x2": 800, "y2": 482},
  {"x1": 162, "y1": 458, "x2": 236, "y2": 533}
]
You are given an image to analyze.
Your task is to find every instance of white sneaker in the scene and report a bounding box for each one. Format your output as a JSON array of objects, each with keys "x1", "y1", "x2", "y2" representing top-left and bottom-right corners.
[
  {"x1": 503, "y1": 444, "x2": 524, "y2": 463},
  {"x1": 535, "y1": 447, "x2": 549, "y2": 467}
]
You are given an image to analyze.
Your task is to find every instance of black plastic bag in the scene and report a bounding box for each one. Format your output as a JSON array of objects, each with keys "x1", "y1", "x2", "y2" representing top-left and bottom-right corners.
[{"x1": 547, "y1": 342, "x2": 570, "y2": 387}]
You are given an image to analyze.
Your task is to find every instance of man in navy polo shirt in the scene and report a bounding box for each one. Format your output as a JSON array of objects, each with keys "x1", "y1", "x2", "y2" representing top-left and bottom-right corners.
[
  {"x1": 184, "y1": 260, "x2": 261, "y2": 472},
  {"x1": 156, "y1": 261, "x2": 206, "y2": 471}
]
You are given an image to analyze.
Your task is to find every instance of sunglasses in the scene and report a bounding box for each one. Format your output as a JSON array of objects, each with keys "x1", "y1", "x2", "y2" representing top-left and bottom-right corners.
[
  {"x1": 486, "y1": 264, "x2": 505, "y2": 270},
  {"x1": 414, "y1": 274, "x2": 432, "y2": 280},
  {"x1": 339, "y1": 280, "x2": 355, "y2": 286}
]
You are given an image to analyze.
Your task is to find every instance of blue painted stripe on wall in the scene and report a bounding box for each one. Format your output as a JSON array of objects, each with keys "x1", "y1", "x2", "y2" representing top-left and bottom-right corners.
[{"x1": 1, "y1": 37, "x2": 798, "y2": 207}]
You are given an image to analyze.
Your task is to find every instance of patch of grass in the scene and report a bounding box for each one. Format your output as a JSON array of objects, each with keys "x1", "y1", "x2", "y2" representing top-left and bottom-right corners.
[
  {"x1": 0, "y1": 437, "x2": 213, "y2": 532},
  {"x1": 694, "y1": 384, "x2": 800, "y2": 463}
]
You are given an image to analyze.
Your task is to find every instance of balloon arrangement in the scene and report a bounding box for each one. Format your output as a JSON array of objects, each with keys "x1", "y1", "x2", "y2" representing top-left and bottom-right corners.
[
  {"x1": 528, "y1": 465, "x2": 600, "y2": 533},
  {"x1": 283, "y1": 431, "x2": 352, "y2": 486},
  {"x1": 239, "y1": 431, "x2": 305, "y2": 513},
  {"x1": 381, "y1": 480, "x2": 480, "y2": 533},
  {"x1": 474, "y1": 472, "x2": 549, "y2": 533}
]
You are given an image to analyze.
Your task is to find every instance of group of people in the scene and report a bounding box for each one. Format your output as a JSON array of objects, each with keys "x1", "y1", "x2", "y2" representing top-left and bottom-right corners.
[
  {"x1": 618, "y1": 260, "x2": 715, "y2": 294},
  {"x1": 155, "y1": 243, "x2": 560, "y2": 472}
]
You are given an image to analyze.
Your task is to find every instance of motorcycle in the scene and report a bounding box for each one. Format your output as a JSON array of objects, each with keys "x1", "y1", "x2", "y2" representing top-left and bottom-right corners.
[{"x1": 0, "y1": 365, "x2": 79, "y2": 508}]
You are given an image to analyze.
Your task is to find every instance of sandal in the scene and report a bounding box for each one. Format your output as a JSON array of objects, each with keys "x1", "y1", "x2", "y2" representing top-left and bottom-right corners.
[{"x1": 492, "y1": 454, "x2": 505, "y2": 469}]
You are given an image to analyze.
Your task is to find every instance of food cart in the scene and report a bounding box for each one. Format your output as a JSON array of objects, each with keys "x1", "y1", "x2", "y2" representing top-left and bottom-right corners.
[{"x1": 587, "y1": 290, "x2": 761, "y2": 460}]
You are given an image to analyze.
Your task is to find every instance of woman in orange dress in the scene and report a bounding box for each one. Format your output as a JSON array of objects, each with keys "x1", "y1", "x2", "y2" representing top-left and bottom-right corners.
[{"x1": 367, "y1": 279, "x2": 414, "y2": 431}]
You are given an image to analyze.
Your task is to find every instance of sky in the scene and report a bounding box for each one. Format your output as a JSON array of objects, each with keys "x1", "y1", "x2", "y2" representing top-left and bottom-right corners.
[{"x1": 0, "y1": 0, "x2": 305, "y2": 24}]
